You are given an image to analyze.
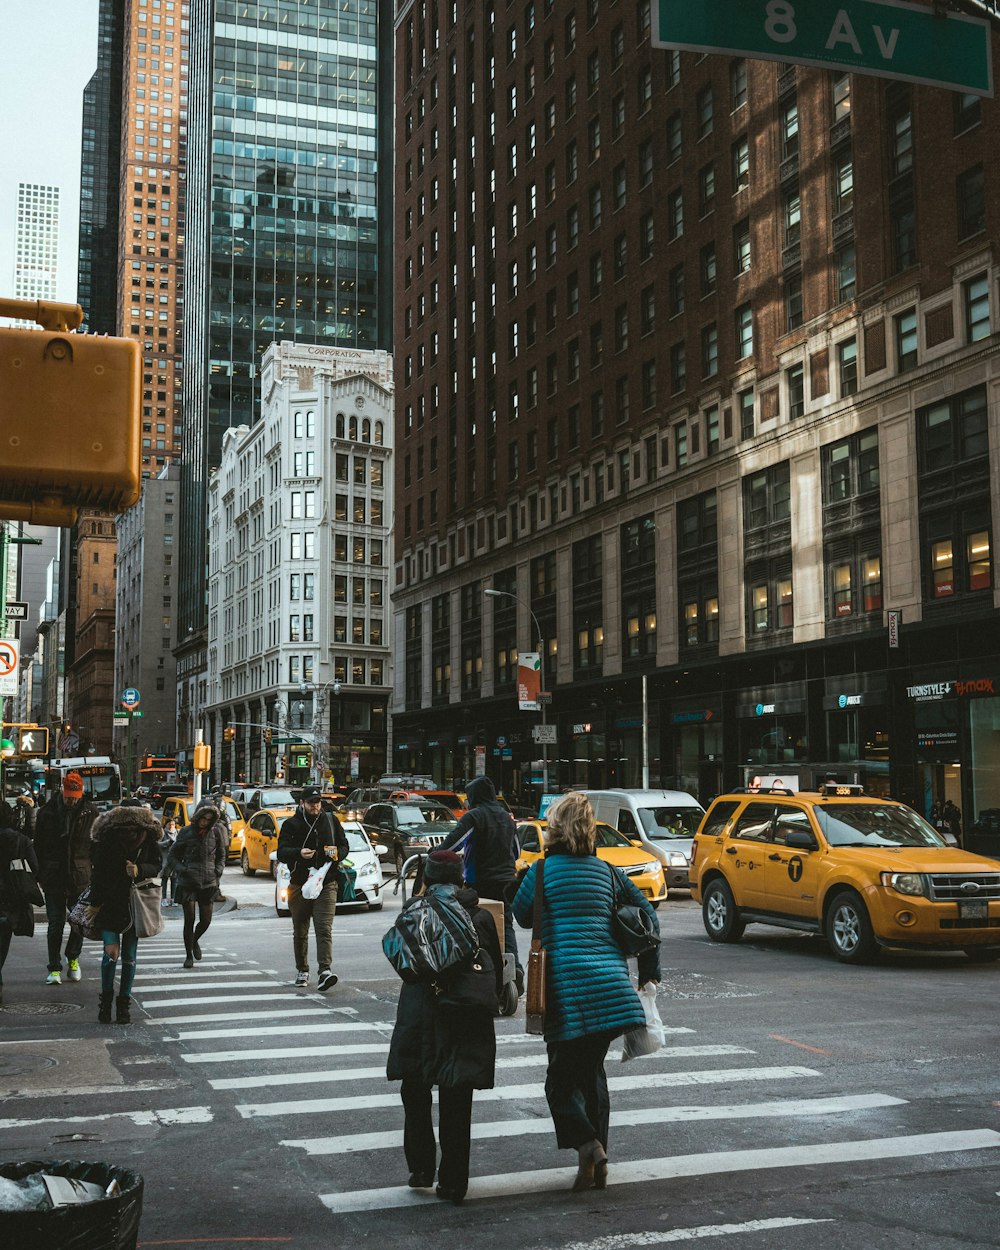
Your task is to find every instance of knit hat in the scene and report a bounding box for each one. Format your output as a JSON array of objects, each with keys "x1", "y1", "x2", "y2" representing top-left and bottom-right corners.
[
  {"x1": 422, "y1": 848, "x2": 464, "y2": 885},
  {"x1": 63, "y1": 772, "x2": 84, "y2": 798}
]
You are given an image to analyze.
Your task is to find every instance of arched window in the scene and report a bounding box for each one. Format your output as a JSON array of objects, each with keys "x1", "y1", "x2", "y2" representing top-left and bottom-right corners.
[
  {"x1": 349, "y1": 416, "x2": 358, "y2": 440},
  {"x1": 336, "y1": 413, "x2": 345, "y2": 438},
  {"x1": 361, "y1": 418, "x2": 371, "y2": 443},
  {"x1": 374, "y1": 421, "x2": 384, "y2": 446}
]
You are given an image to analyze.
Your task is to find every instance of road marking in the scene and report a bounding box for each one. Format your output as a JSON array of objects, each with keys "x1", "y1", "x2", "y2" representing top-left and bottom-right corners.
[
  {"x1": 284, "y1": 1093, "x2": 907, "y2": 1156},
  {"x1": 138, "y1": 993, "x2": 313, "y2": 1009},
  {"x1": 133, "y1": 970, "x2": 267, "y2": 981},
  {"x1": 166, "y1": 1020, "x2": 693, "y2": 1042},
  {"x1": 0, "y1": 1079, "x2": 187, "y2": 1100},
  {"x1": 0, "y1": 1106, "x2": 213, "y2": 1130},
  {"x1": 150, "y1": 1007, "x2": 332, "y2": 1026},
  {"x1": 558, "y1": 1218, "x2": 835, "y2": 1247},
  {"x1": 318, "y1": 1129, "x2": 1000, "y2": 1212},
  {"x1": 769, "y1": 1034, "x2": 833, "y2": 1056},
  {"x1": 136, "y1": 981, "x2": 276, "y2": 993},
  {"x1": 238, "y1": 1066, "x2": 820, "y2": 1118}
]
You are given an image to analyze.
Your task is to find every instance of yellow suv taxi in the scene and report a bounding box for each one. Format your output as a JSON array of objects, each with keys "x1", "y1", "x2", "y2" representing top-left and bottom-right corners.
[{"x1": 690, "y1": 784, "x2": 1000, "y2": 964}]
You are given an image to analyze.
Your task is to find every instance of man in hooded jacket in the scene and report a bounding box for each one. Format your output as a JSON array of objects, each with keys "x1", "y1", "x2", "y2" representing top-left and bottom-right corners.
[
  {"x1": 34, "y1": 772, "x2": 97, "y2": 984},
  {"x1": 442, "y1": 776, "x2": 522, "y2": 990}
]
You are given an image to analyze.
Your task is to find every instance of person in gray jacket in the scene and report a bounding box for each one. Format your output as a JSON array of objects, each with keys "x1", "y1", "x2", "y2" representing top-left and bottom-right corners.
[{"x1": 167, "y1": 804, "x2": 227, "y2": 967}]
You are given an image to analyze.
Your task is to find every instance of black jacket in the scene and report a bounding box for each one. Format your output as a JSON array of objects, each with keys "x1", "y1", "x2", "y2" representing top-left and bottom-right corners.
[
  {"x1": 89, "y1": 806, "x2": 162, "y2": 934},
  {"x1": 277, "y1": 808, "x2": 349, "y2": 891},
  {"x1": 442, "y1": 777, "x2": 518, "y2": 886},
  {"x1": 386, "y1": 885, "x2": 502, "y2": 1089},
  {"x1": 0, "y1": 825, "x2": 39, "y2": 933},
  {"x1": 167, "y1": 813, "x2": 228, "y2": 891},
  {"x1": 34, "y1": 795, "x2": 98, "y2": 902}
]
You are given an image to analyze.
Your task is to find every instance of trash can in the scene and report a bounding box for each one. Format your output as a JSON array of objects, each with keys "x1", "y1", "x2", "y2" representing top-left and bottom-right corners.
[{"x1": 0, "y1": 1160, "x2": 143, "y2": 1250}]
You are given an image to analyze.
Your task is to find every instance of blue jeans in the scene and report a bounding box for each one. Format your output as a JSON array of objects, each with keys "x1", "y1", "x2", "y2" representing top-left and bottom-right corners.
[
  {"x1": 46, "y1": 892, "x2": 83, "y2": 972},
  {"x1": 101, "y1": 929, "x2": 138, "y2": 997}
]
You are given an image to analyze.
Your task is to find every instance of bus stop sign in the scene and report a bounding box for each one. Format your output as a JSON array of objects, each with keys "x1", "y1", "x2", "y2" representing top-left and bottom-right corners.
[{"x1": 654, "y1": 0, "x2": 993, "y2": 96}]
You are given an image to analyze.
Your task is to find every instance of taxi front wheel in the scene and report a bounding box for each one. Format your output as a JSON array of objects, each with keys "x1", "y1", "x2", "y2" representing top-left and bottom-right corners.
[
  {"x1": 241, "y1": 849, "x2": 257, "y2": 877},
  {"x1": 826, "y1": 890, "x2": 877, "y2": 964},
  {"x1": 702, "y1": 878, "x2": 745, "y2": 943}
]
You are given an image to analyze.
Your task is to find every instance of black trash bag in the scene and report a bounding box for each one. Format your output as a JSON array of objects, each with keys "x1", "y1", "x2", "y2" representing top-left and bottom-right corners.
[{"x1": 0, "y1": 1159, "x2": 143, "y2": 1250}]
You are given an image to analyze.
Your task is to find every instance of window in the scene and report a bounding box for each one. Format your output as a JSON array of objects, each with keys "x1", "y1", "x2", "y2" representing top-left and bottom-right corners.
[
  {"x1": 918, "y1": 386, "x2": 988, "y2": 471},
  {"x1": 667, "y1": 112, "x2": 682, "y2": 163},
  {"x1": 967, "y1": 531, "x2": 992, "y2": 591},
  {"x1": 699, "y1": 162, "x2": 716, "y2": 216},
  {"x1": 836, "y1": 243, "x2": 856, "y2": 302},
  {"x1": 891, "y1": 196, "x2": 916, "y2": 272},
  {"x1": 670, "y1": 342, "x2": 685, "y2": 394},
  {"x1": 832, "y1": 74, "x2": 851, "y2": 122},
  {"x1": 668, "y1": 264, "x2": 685, "y2": 316},
  {"x1": 781, "y1": 98, "x2": 799, "y2": 157},
  {"x1": 732, "y1": 136, "x2": 749, "y2": 189},
  {"x1": 733, "y1": 218, "x2": 750, "y2": 274},
  {"x1": 834, "y1": 152, "x2": 853, "y2": 212},
  {"x1": 783, "y1": 187, "x2": 800, "y2": 245},
  {"x1": 954, "y1": 92, "x2": 981, "y2": 134},
  {"x1": 787, "y1": 363, "x2": 805, "y2": 419},
  {"x1": 668, "y1": 188, "x2": 683, "y2": 240},
  {"x1": 744, "y1": 463, "x2": 790, "y2": 530},
  {"x1": 964, "y1": 273, "x2": 991, "y2": 343},
  {"x1": 706, "y1": 405, "x2": 720, "y2": 455},
  {"x1": 739, "y1": 389, "x2": 755, "y2": 441},
  {"x1": 697, "y1": 86, "x2": 713, "y2": 139},
  {"x1": 784, "y1": 273, "x2": 803, "y2": 331},
  {"x1": 824, "y1": 428, "x2": 879, "y2": 502},
  {"x1": 735, "y1": 303, "x2": 753, "y2": 358},
  {"x1": 731, "y1": 58, "x2": 747, "y2": 109},
  {"x1": 700, "y1": 243, "x2": 716, "y2": 295},
  {"x1": 931, "y1": 539, "x2": 954, "y2": 598},
  {"x1": 640, "y1": 285, "x2": 655, "y2": 336},
  {"x1": 749, "y1": 574, "x2": 792, "y2": 634},
  {"x1": 838, "y1": 338, "x2": 858, "y2": 396},
  {"x1": 675, "y1": 422, "x2": 688, "y2": 467},
  {"x1": 641, "y1": 358, "x2": 656, "y2": 408},
  {"x1": 958, "y1": 165, "x2": 985, "y2": 240},
  {"x1": 701, "y1": 324, "x2": 718, "y2": 378},
  {"x1": 895, "y1": 309, "x2": 918, "y2": 372}
]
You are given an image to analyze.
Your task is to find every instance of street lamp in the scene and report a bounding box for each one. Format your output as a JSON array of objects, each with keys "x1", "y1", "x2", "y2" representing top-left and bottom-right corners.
[
  {"x1": 298, "y1": 679, "x2": 343, "y2": 783},
  {"x1": 484, "y1": 587, "x2": 550, "y2": 792}
]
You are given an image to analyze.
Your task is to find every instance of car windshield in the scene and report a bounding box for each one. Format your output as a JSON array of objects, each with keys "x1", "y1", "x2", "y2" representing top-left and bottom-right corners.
[
  {"x1": 595, "y1": 824, "x2": 634, "y2": 849},
  {"x1": 412, "y1": 818, "x2": 457, "y2": 834},
  {"x1": 222, "y1": 800, "x2": 241, "y2": 821},
  {"x1": 397, "y1": 804, "x2": 452, "y2": 826},
  {"x1": 813, "y1": 803, "x2": 947, "y2": 849},
  {"x1": 261, "y1": 789, "x2": 295, "y2": 807},
  {"x1": 637, "y1": 807, "x2": 702, "y2": 840},
  {"x1": 345, "y1": 828, "x2": 370, "y2": 852}
]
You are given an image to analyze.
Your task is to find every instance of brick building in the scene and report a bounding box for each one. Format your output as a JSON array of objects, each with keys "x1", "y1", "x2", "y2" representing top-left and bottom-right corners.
[{"x1": 392, "y1": 4, "x2": 1000, "y2": 828}]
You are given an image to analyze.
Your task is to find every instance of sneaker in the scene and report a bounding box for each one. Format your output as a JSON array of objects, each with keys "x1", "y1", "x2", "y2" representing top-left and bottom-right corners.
[
  {"x1": 294, "y1": 971, "x2": 309, "y2": 988},
  {"x1": 317, "y1": 969, "x2": 338, "y2": 993},
  {"x1": 46, "y1": 970, "x2": 61, "y2": 985},
  {"x1": 67, "y1": 960, "x2": 81, "y2": 982}
]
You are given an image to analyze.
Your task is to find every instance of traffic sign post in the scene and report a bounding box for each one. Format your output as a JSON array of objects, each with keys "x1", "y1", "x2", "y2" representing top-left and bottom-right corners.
[{"x1": 654, "y1": 0, "x2": 993, "y2": 95}]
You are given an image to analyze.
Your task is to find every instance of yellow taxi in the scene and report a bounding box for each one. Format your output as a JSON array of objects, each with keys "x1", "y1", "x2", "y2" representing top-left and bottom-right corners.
[
  {"x1": 241, "y1": 806, "x2": 295, "y2": 876},
  {"x1": 160, "y1": 796, "x2": 248, "y2": 863},
  {"x1": 516, "y1": 819, "x2": 667, "y2": 908},
  {"x1": 690, "y1": 783, "x2": 1000, "y2": 964}
]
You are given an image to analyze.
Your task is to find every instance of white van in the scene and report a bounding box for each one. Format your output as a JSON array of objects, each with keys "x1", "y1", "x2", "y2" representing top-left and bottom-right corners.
[{"x1": 580, "y1": 789, "x2": 705, "y2": 889}]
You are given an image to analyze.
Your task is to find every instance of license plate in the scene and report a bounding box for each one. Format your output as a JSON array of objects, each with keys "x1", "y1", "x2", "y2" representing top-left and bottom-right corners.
[{"x1": 958, "y1": 899, "x2": 987, "y2": 921}]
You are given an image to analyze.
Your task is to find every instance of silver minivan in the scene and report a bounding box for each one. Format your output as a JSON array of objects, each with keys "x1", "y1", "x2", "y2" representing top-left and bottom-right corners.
[{"x1": 580, "y1": 788, "x2": 705, "y2": 888}]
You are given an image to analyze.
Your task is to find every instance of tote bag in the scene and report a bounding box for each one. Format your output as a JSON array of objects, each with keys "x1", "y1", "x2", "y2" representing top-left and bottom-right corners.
[{"x1": 131, "y1": 878, "x2": 164, "y2": 938}]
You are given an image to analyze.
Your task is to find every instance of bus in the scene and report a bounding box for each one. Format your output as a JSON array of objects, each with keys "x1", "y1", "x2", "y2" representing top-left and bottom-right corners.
[
  {"x1": 137, "y1": 754, "x2": 178, "y2": 792},
  {"x1": 46, "y1": 757, "x2": 123, "y2": 810}
]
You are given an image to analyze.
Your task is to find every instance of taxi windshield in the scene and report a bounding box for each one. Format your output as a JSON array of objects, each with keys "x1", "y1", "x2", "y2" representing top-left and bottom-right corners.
[
  {"x1": 813, "y1": 803, "x2": 947, "y2": 849},
  {"x1": 637, "y1": 807, "x2": 702, "y2": 840},
  {"x1": 595, "y1": 824, "x2": 633, "y2": 849},
  {"x1": 345, "y1": 827, "x2": 370, "y2": 852}
]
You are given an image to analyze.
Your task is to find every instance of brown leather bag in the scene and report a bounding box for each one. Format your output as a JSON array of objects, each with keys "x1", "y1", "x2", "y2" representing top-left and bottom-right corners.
[{"x1": 525, "y1": 859, "x2": 547, "y2": 1035}]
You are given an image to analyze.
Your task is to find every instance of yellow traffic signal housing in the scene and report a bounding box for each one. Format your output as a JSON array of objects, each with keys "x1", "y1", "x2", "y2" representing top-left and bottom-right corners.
[
  {"x1": 16, "y1": 726, "x2": 48, "y2": 756},
  {"x1": 223, "y1": 725, "x2": 236, "y2": 742},
  {"x1": 0, "y1": 299, "x2": 141, "y2": 526},
  {"x1": 264, "y1": 727, "x2": 273, "y2": 745},
  {"x1": 192, "y1": 743, "x2": 212, "y2": 773}
]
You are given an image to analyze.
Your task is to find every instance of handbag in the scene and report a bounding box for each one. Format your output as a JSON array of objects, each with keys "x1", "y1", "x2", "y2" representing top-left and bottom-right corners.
[
  {"x1": 131, "y1": 878, "x2": 164, "y2": 938},
  {"x1": 1, "y1": 833, "x2": 44, "y2": 908},
  {"x1": 302, "y1": 859, "x2": 332, "y2": 900},
  {"x1": 608, "y1": 862, "x2": 660, "y2": 956},
  {"x1": 435, "y1": 944, "x2": 499, "y2": 1012},
  {"x1": 68, "y1": 887, "x2": 102, "y2": 941},
  {"x1": 524, "y1": 859, "x2": 547, "y2": 1035}
]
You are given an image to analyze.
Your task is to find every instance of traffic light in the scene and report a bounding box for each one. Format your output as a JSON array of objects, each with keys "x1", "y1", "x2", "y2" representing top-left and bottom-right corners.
[
  {"x1": 264, "y1": 727, "x2": 272, "y2": 745},
  {"x1": 192, "y1": 743, "x2": 211, "y2": 773},
  {"x1": 17, "y1": 726, "x2": 48, "y2": 757},
  {"x1": 223, "y1": 725, "x2": 236, "y2": 742},
  {"x1": 0, "y1": 300, "x2": 141, "y2": 527}
]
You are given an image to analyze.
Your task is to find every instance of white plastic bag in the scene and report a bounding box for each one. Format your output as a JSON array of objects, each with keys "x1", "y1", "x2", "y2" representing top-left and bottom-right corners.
[
  {"x1": 301, "y1": 859, "x2": 332, "y2": 900},
  {"x1": 621, "y1": 982, "x2": 665, "y2": 1061}
]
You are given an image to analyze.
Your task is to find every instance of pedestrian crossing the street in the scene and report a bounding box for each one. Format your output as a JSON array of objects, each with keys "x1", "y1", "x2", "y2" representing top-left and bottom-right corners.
[{"x1": 7, "y1": 932, "x2": 999, "y2": 1232}]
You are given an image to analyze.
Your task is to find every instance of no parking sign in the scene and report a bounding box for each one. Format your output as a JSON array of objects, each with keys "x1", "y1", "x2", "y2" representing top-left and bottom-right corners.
[{"x1": 0, "y1": 637, "x2": 19, "y2": 696}]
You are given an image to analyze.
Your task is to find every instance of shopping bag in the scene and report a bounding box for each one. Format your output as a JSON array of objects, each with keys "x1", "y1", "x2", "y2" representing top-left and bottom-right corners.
[
  {"x1": 621, "y1": 982, "x2": 665, "y2": 1061},
  {"x1": 68, "y1": 887, "x2": 102, "y2": 941},
  {"x1": 131, "y1": 878, "x2": 164, "y2": 938},
  {"x1": 302, "y1": 859, "x2": 332, "y2": 900}
]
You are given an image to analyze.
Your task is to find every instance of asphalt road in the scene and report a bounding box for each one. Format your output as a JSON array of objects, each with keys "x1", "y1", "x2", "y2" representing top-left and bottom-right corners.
[{"x1": 1, "y1": 866, "x2": 997, "y2": 1249}]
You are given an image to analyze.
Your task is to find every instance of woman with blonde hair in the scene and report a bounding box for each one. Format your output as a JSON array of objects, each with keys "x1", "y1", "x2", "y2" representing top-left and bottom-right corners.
[{"x1": 512, "y1": 790, "x2": 660, "y2": 1191}]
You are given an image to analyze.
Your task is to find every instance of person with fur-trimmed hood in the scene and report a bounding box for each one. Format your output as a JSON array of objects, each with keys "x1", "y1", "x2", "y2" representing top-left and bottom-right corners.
[
  {"x1": 89, "y1": 799, "x2": 161, "y2": 1024},
  {"x1": 167, "y1": 803, "x2": 228, "y2": 968}
]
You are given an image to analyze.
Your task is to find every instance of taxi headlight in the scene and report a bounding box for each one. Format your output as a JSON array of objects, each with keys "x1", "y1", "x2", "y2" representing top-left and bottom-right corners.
[{"x1": 880, "y1": 871, "x2": 926, "y2": 897}]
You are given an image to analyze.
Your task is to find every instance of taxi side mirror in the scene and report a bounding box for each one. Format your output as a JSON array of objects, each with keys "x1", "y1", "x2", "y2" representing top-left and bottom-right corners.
[{"x1": 784, "y1": 829, "x2": 818, "y2": 852}]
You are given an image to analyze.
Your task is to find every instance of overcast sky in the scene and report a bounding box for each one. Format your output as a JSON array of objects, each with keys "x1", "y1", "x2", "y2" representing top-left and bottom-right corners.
[{"x1": 0, "y1": 1, "x2": 98, "y2": 307}]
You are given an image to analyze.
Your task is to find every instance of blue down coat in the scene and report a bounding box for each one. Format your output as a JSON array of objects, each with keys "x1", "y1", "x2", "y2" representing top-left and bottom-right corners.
[{"x1": 512, "y1": 846, "x2": 661, "y2": 1044}]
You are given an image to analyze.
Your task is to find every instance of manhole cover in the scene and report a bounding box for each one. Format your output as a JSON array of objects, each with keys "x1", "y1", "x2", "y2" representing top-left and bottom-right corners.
[
  {"x1": 0, "y1": 1001, "x2": 84, "y2": 1016},
  {"x1": 0, "y1": 1053, "x2": 57, "y2": 1077}
]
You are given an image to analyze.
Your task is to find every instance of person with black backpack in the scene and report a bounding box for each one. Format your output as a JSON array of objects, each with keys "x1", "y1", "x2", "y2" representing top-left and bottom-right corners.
[
  {"x1": 442, "y1": 776, "x2": 523, "y2": 992},
  {"x1": 0, "y1": 801, "x2": 41, "y2": 1007},
  {"x1": 386, "y1": 849, "x2": 503, "y2": 1204}
]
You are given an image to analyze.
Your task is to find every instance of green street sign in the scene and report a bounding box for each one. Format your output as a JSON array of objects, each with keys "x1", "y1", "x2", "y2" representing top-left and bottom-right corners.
[
  {"x1": 655, "y1": 0, "x2": 993, "y2": 96},
  {"x1": 273, "y1": 736, "x2": 305, "y2": 745}
]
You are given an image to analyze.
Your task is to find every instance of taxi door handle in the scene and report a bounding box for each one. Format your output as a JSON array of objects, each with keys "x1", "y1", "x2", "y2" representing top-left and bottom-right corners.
[
  {"x1": 768, "y1": 853, "x2": 783, "y2": 861},
  {"x1": 725, "y1": 846, "x2": 738, "y2": 855}
]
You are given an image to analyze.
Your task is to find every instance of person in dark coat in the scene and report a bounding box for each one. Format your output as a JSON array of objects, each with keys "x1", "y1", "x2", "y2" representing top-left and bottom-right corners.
[
  {"x1": 512, "y1": 791, "x2": 661, "y2": 1193},
  {"x1": 89, "y1": 800, "x2": 161, "y2": 1024},
  {"x1": 0, "y1": 801, "x2": 40, "y2": 1007},
  {"x1": 442, "y1": 775, "x2": 522, "y2": 991},
  {"x1": 33, "y1": 771, "x2": 98, "y2": 984},
  {"x1": 167, "y1": 803, "x2": 228, "y2": 968},
  {"x1": 386, "y1": 849, "x2": 502, "y2": 1204},
  {"x1": 277, "y1": 787, "x2": 349, "y2": 991}
]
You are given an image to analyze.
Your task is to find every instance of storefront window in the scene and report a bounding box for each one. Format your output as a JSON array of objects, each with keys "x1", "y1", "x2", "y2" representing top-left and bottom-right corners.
[
  {"x1": 932, "y1": 540, "x2": 954, "y2": 596},
  {"x1": 863, "y1": 556, "x2": 882, "y2": 611},
  {"x1": 969, "y1": 696, "x2": 1000, "y2": 822},
  {"x1": 967, "y1": 531, "x2": 991, "y2": 591},
  {"x1": 833, "y1": 563, "x2": 852, "y2": 615}
]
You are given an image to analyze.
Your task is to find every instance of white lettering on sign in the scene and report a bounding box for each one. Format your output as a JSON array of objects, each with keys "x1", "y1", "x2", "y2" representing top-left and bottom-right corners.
[
  {"x1": 826, "y1": 10, "x2": 862, "y2": 54},
  {"x1": 763, "y1": 3, "x2": 902, "y2": 63},
  {"x1": 765, "y1": 0, "x2": 797, "y2": 43},
  {"x1": 874, "y1": 25, "x2": 900, "y2": 59},
  {"x1": 906, "y1": 682, "x2": 952, "y2": 699}
]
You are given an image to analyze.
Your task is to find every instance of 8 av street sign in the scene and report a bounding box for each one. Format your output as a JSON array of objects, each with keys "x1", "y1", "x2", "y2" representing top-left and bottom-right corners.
[{"x1": 654, "y1": 0, "x2": 993, "y2": 95}]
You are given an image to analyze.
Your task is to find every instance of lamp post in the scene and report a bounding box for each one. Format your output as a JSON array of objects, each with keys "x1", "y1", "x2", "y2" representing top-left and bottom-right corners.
[
  {"x1": 484, "y1": 587, "x2": 550, "y2": 792},
  {"x1": 298, "y1": 679, "x2": 343, "y2": 784}
]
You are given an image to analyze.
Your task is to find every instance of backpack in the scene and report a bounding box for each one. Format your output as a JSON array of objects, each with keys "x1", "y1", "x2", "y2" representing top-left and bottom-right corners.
[{"x1": 382, "y1": 886, "x2": 479, "y2": 983}]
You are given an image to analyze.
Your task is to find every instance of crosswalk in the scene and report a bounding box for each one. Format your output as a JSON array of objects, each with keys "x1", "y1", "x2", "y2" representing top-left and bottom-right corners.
[{"x1": 8, "y1": 932, "x2": 1000, "y2": 1232}]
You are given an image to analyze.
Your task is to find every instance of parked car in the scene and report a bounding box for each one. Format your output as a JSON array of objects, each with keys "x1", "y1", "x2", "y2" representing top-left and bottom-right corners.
[
  {"x1": 362, "y1": 800, "x2": 457, "y2": 873},
  {"x1": 149, "y1": 782, "x2": 191, "y2": 810},
  {"x1": 272, "y1": 819, "x2": 383, "y2": 916},
  {"x1": 691, "y1": 782, "x2": 1000, "y2": 963},
  {"x1": 580, "y1": 788, "x2": 705, "y2": 889},
  {"x1": 160, "y1": 795, "x2": 248, "y2": 862},
  {"x1": 516, "y1": 819, "x2": 667, "y2": 907}
]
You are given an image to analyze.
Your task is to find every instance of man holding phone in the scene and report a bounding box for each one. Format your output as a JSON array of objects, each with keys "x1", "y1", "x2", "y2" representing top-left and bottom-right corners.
[{"x1": 277, "y1": 787, "x2": 349, "y2": 991}]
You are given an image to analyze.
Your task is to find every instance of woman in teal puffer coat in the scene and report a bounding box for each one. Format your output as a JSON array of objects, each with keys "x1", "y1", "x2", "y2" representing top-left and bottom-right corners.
[{"x1": 512, "y1": 791, "x2": 660, "y2": 1192}]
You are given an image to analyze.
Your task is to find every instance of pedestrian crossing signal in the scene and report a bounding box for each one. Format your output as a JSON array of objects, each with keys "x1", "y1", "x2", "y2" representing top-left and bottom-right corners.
[{"x1": 17, "y1": 726, "x2": 48, "y2": 757}]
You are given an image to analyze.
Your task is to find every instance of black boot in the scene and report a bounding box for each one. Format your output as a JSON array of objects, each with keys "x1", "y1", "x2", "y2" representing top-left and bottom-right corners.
[
  {"x1": 98, "y1": 992, "x2": 113, "y2": 1024},
  {"x1": 115, "y1": 995, "x2": 131, "y2": 1024}
]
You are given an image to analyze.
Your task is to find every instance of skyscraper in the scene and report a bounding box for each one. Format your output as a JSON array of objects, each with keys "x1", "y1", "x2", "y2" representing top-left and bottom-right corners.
[
  {"x1": 13, "y1": 183, "x2": 59, "y2": 306},
  {"x1": 180, "y1": 0, "x2": 395, "y2": 643}
]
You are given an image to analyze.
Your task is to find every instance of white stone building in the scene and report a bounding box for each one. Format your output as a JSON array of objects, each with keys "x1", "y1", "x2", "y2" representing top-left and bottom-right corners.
[{"x1": 205, "y1": 342, "x2": 393, "y2": 787}]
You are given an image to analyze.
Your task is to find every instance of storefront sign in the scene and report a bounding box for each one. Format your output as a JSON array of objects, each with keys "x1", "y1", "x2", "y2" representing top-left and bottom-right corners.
[
  {"x1": 671, "y1": 709, "x2": 716, "y2": 724},
  {"x1": 907, "y1": 678, "x2": 996, "y2": 701},
  {"x1": 839, "y1": 693, "x2": 862, "y2": 707},
  {"x1": 572, "y1": 722, "x2": 593, "y2": 734},
  {"x1": 474, "y1": 745, "x2": 486, "y2": 776},
  {"x1": 887, "y1": 609, "x2": 900, "y2": 649},
  {"x1": 517, "y1": 652, "x2": 541, "y2": 711},
  {"x1": 756, "y1": 703, "x2": 776, "y2": 716},
  {"x1": 917, "y1": 731, "x2": 959, "y2": 749}
]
